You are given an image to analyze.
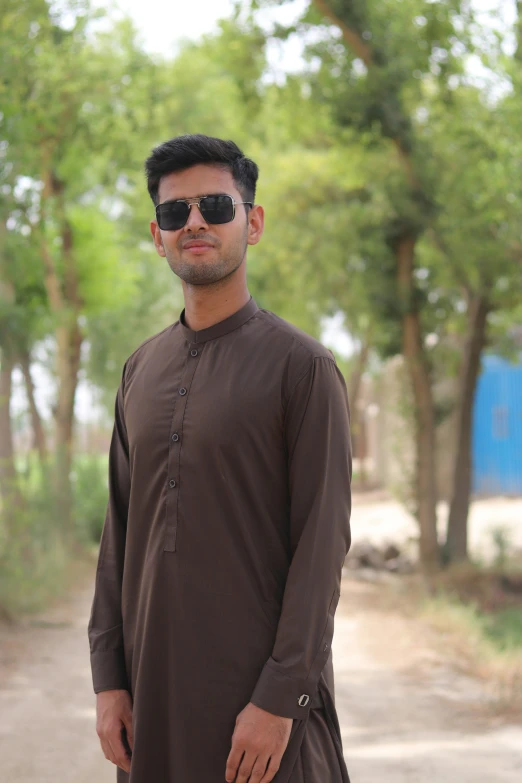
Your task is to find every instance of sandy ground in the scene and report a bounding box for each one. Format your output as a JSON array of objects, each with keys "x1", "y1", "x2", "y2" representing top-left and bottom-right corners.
[
  {"x1": 0, "y1": 495, "x2": 521, "y2": 782},
  {"x1": 335, "y1": 578, "x2": 522, "y2": 783}
]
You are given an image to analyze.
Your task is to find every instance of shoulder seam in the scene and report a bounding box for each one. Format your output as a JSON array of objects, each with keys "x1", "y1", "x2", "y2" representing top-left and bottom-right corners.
[
  {"x1": 287, "y1": 353, "x2": 336, "y2": 405},
  {"x1": 127, "y1": 322, "x2": 176, "y2": 365},
  {"x1": 284, "y1": 356, "x2": 337, "y2": 454},
  {"x1": 256, "y1": 310, "x2": 331, "y2": 359}
]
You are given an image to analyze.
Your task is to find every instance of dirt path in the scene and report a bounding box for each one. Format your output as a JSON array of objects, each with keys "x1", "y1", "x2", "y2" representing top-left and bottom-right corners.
[
  {"x1": 0, "y1": 576, "x2": 112, "y2": 783},
  {"x1": 335, "y1": 577, "x2": 522, "y2": 782},
  {"x1": 0, "y1": 571, "x2": 521, "y2": 782}
]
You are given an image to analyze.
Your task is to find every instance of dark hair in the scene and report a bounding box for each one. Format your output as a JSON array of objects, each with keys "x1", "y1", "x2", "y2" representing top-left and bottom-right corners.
[{"x1": 144, "y1": 133, "x2": 259, "y2": 207}]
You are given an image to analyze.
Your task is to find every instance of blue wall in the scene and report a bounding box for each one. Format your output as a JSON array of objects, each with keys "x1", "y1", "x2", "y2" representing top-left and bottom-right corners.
[{"x1": 473, "y1": 355, "x2": 522, "y2": 495}]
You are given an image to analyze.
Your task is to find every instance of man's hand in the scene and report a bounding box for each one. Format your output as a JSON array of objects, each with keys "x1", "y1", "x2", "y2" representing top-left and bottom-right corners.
[
  {"x1": 225, "y1": 701, "x2": 292, "y2": 783},
  {"x1": 96, "y1": 689, "x2": 134, "y2": 774}
]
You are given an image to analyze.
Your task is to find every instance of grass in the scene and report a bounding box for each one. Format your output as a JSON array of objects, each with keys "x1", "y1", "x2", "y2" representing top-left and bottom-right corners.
[
  {"x1": 0, "y1": 452, "x2": 108, "y2": 619},
  {"x1": 482, "y1": 607, "x2": 522, "y2": 652},
  {"x1": 415, "y1": 562, "x2": 522, "y2": 715}
]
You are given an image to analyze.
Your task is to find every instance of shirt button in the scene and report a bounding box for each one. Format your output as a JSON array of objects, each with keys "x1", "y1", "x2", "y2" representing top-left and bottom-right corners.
[
  {"x1": 169, "y1": 479, "x2": 177, "y2": 488},
  {"x1": 171, "y1": 433, "x2": 179, "y2": 442},
  {"x1": 179, "y1": 387, "x2": 187, "y2": 395},
  {"x1": 190, "y1": 349, "x2": 198, "y2": 357}
]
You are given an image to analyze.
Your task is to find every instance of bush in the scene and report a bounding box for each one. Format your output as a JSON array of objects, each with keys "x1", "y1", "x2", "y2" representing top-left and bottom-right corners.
[
  {"x1": 0, "y1": 451, "x2": 108, "y2": 617},
  {"x1": 71, "y1": 452, "x2": 109, "y2": 544},
  {"x1": 0, "y1": 456, "x2": 70, "y2": 615}
]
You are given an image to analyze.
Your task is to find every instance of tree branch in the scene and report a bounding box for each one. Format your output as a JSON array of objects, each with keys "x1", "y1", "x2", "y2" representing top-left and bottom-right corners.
[
  {"x1": 312, "y1": 0, "x2": 420, "y2": 190},
  {"x1": 313, "y1": 0, "x2": 372, "y2": 66}
]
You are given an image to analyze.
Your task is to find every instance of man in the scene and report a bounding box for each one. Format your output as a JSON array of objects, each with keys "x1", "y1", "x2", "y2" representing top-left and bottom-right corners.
[{"x1": 88, "y1": 133, "x2": 352, "y2": 783}]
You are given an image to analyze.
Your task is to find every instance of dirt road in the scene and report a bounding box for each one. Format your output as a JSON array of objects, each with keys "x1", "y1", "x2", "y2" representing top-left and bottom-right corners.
[
  {"x1": 1, "y1": 568, "x2": 521, "y2": 782},
  {"x1": 335, "y1": 578, "x2": 522, "y2": 782}
]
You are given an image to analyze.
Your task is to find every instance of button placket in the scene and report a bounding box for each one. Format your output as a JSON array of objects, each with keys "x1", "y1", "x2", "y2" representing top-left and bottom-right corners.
[{"x1": 163, "y1": 342, "x2": 203, "y2": 553}]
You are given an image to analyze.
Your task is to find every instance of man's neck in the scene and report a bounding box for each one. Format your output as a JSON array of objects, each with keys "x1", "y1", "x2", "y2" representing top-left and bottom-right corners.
[{"x1": 182, "y1": 288, "x2": 251, "y2": 332}]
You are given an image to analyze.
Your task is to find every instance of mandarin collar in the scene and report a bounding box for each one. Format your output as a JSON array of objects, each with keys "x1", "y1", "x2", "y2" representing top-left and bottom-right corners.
[{"x1": 179, "y1": 295, "x2": 259, "y2": 344}]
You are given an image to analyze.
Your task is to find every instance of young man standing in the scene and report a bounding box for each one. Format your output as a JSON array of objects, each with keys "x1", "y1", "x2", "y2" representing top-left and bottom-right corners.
[{"x1": 88, "y1": 133, "x2": 352, "y2": 783}]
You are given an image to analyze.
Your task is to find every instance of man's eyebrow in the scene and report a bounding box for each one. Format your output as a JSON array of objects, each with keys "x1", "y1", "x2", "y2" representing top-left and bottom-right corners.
[{"x1": 160, "y1": 192, "x2": 226, "y2": 203}]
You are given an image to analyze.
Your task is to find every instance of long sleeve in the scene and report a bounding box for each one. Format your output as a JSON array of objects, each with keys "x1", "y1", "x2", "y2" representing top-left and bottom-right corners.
[
  {"x1": 87, "y1": 360, "x2": 131, "y2": 694},
  {"x1": 250, "y1": 355, "x2": 352, "y2": 720}
]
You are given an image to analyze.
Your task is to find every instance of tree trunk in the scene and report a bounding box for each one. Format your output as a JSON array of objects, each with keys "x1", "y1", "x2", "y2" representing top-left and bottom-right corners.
[
  {"x1": 19, "y1": 349, "x2": 48, "y2": 463},
  {"x1": 445, "y1": 294, "x2": 490, "y2": 563},
  {"x1": 53, "y1": 318, "x2": 82, "y2": 533},
  {"x1": 0, "y1": 350, "x2": 17, "y2": 496},
  {"x1": 0, "y1": 349, "x2": 24, "y2": 518},
  {"x1": 397, "y1": 236, "x2": 440, "y2": 572},
  {"x1": 349, "y1": 337, "x2": 370, "y2": 414},
  {"x1": 0, "y1": 235, "x2": 25, "y2": 523},
  {"x1": 310, "y1": 0, "x2": 438, "y2": 568},
  {"x1": 349, "y1": 337, "x2": 370, "y2": 488},
  {"x1": 39, "y1": 170, "x2": 85, "y2": 534}
]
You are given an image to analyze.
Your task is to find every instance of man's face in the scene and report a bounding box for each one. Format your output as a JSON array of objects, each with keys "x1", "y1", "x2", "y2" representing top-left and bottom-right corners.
[{"x1": 150, "y1": 164, "x2": 264, "y2": 286}]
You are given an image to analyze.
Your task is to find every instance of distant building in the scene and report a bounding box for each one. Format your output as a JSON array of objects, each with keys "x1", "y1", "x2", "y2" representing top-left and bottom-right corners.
[{"x1": 473, "y1": 355, "x2": 522, "y2": 495}]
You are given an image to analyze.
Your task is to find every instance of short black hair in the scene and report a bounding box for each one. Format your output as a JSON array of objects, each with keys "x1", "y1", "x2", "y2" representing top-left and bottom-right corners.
[{"x1": 145, "y1": 134, "x2": 259, "y2": 207}]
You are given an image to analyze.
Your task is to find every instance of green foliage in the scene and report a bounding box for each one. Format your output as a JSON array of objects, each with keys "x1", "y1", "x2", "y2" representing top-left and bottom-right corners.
[
  {"x1": 0, "y1": 449, "x2": 109, "y2": 614},
  {"x1": 421, "y1": 588, "x2": 522, "y2": 664},
  {"x1": 482, "y1": 608, "x2": 522, "y2": 652},
  {"x1": 69, "y1": 207, "x2": 139, "y2": 314},
  {"x1": 0, "y1": 455, "x2": 69, "y2": 614},
  {"x1": 71, "y1": 453, "x2": 109, "y2": 544}
]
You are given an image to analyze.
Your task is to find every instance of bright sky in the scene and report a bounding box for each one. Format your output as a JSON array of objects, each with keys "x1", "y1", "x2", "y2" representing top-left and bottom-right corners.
[
  {"x1": 107, "y1": 0, "x2": 515, "y2": 57},
  {"x1": 111, "y1": 0, "x2": 237, "y2": 54}
]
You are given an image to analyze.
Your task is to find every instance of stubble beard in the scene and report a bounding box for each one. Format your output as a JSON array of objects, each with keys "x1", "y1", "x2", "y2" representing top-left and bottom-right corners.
[
  {"x1": 165, "y1": 232, "x2": 248, "y2": 286},
  {"x1": 173, "y1": 256, "x2": 234, "y2": 285}
]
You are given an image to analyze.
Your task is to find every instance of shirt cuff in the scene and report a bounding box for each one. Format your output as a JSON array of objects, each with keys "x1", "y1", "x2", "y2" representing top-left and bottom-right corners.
[
  {"x1": 249, "y1": 658, "x2": 318, "y2": 719},
  {"x1": 90, "y1": 649, "x2": 129, "y2": 694}
]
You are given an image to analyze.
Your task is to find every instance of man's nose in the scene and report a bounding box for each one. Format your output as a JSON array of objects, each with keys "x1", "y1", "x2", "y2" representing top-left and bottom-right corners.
[{"x1": 183, "y1": 203, "x2": 209, "y2": 232}]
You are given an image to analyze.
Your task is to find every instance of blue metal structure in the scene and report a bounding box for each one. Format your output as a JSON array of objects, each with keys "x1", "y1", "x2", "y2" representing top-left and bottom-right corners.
[{"x1": 472, "y1": 355, "x2": 522, "y2": 495}]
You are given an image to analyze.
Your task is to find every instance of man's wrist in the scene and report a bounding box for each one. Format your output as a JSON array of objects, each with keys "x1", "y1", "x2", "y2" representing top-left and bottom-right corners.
[
  {"x1": 250, "y1": 659, "x2": 315, "y2": 720},
  {"x1": 91, "y1": 648, "x2": 128, "y2": 694}
]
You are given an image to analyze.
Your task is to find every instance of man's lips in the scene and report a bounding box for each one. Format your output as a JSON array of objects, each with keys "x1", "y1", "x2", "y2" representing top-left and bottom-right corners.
[{"x1": 183, "y1": 241, "x2": 214, "y2": 250}]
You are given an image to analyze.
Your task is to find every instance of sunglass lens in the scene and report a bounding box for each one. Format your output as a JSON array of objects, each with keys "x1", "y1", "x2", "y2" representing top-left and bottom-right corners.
[
  {"x1": 200, "y1": 195, "x2": 234, "y2": 224},
  {"x1": 157, "y1": 201, "x2": 190, "y2": 230}
]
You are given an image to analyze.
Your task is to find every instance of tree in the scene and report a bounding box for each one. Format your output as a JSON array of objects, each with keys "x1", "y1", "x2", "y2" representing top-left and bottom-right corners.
[
  {"x1": 0, "y1": 0, "x2": 169, "y2": 531},
  {"x1": 251, "y1": 0, "x2": 475, "y2": 570},
  {"x1": 423, "y1": 39, "x2": 522, "y2": 561}
]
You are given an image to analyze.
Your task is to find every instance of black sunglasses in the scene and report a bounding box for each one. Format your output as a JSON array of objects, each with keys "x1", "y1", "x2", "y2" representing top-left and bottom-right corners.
[{"x1": 155, "y1": 193, "x2": 253, "y2": 231}]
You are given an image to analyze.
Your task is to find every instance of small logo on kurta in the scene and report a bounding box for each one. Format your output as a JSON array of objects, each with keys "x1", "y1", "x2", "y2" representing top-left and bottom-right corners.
[{"x1": 298, "y1": 694, "x2": 309, "y2": 707}]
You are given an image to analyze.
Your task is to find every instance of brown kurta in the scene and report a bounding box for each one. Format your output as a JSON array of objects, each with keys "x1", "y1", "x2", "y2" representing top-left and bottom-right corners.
[{"x1": 88, "y1": 295, "x2": 352, "y2": 783}]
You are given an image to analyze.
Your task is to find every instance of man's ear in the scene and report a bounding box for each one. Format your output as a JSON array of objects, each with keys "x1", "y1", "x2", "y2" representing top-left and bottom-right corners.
[
  {"x1": 247, "y1": 204, "x2": 264, "y2": 247},
  {"x1": 150, "y1": 220, "x2": 166, "y2": 257}
]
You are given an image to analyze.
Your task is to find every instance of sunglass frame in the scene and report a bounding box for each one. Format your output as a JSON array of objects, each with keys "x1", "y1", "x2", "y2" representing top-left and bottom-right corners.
[{"x1": 155, "y1": 194, "x2": 253, "y2": 231}]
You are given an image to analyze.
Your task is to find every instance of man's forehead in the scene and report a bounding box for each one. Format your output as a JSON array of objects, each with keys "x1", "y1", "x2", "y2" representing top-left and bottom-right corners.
[{"x1": 158, "y1": 165, "x2": 237, "y2": 201}]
